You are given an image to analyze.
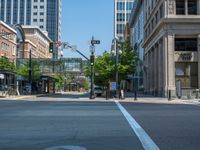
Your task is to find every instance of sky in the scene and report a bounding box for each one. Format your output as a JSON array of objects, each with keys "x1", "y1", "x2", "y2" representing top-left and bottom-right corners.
[{"x1": 61, "y1": 0, "x2": 114, "y2": 59}]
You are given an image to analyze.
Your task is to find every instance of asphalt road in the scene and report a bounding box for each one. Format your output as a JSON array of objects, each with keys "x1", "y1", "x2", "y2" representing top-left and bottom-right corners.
[{"x1": 0, "y1": 98, "x2": 200, "y2": 150}]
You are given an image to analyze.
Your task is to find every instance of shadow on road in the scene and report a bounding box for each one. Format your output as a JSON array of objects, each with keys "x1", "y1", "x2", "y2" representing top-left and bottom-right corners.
[{"x1": 36, "y1": 93, "x2": 90, "y2": 99}]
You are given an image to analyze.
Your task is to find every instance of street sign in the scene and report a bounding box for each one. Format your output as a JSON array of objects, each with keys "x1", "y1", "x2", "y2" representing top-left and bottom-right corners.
[
  {"x1": 0, "y1": 74, "x2": 5, "y2": 79},
  {"x1": 91, "y1": 40, "x2": 100, "y2": 45},
  {"x1": 110, "y1": 82, "x2": 116, "y2": 91}
]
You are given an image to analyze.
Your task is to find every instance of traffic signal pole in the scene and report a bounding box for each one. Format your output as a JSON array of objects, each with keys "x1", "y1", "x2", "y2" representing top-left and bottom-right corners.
[
  {"x1": 55, "y1": 36, "x2": 100, "y2": 99},
  {"x1": 90, "y1": 53, "x2": 95, "y2": 99}
]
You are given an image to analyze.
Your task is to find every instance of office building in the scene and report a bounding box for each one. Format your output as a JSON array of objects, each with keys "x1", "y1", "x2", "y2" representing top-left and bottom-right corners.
[
  {"x1": 114, "y1": 0, "x2": 135, "y2": 41},
  {"x1": 129, "y1": 0, "x2": 144, "y2": 91},
  {"x1": 0, "y1": 0, "x2": 61, "y2": 58},
  {"x1": 0, "y1": 20, "x2": 17, "y2": 61},
  {"x1": 21, "y1": 25, "x2": 52, "y2": 58},
  {"x1": 143, "y1": 0, "x2": 200, "y2": 97}
]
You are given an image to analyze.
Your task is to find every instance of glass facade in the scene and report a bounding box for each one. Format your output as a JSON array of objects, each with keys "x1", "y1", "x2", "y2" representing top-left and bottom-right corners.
[
  {"x1": 20, "y1": 0, "x2": 25, "y2": 24},
  {"x1": 115, "y1": 0, "x2": 134, "y2": 40},
  {"x1": 13, "y1": 0, "x2": 18, "y2": 24},
  {"x1": 26, "y1": 0, "x2": 32, "y2": 25},
  {"x1": 130, "y1": 1, "x2": 144, "y2": 90},
  {"x1": 47, "y1": 0, "x2": 58, "y2": 41},
  {"x1": 0, "y1": 0, "x2": 5, "y2": 21},
  {"x1": 6, "y1": 0, "x2": 11, "y2": 24}
]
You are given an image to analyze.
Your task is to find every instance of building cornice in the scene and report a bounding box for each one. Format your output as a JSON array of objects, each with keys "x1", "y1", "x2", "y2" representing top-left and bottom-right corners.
[{"x1": 0, "y1": 21, "x2": 17, "y2": 33}]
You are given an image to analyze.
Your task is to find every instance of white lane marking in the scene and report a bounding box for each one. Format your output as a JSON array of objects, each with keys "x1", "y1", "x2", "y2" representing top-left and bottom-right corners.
[{"x1": 115, "y1": 101, "x2": 160, "y2": 150}]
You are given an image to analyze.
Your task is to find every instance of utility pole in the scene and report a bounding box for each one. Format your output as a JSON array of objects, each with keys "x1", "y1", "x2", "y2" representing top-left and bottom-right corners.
[{"x1": 29, "y1": 49, "x2": 32, "y2": 94}]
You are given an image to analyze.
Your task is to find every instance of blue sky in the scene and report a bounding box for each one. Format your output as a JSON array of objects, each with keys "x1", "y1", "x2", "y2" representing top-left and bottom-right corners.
[{"x1": 61, "y1": 0, "x2": 114, "y2": 59}]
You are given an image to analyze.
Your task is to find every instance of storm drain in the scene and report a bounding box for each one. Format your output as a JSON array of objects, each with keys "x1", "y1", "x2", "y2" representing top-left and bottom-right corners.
[{"x1": 44, "y1": 146, "x2": 87, "y2": 150}]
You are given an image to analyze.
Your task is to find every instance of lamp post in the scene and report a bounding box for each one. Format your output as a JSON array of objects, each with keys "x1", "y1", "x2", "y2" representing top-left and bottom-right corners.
[{"x1": 111, "y1": 37, "x2": 120, "y2": 99}]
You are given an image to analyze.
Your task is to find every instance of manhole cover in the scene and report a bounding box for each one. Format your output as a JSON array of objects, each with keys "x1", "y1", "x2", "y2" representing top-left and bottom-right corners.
[{"x1": 45, "y1": 146, "x2": 87, "y2": 150}]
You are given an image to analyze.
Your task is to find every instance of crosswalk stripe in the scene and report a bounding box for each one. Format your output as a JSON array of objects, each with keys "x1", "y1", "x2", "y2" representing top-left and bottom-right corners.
[{"x1": 115, "y1": 101, "x2": 160, "y2": 150}]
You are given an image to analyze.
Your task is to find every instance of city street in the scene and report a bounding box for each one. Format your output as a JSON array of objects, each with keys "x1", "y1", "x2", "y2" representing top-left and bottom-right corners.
[{"x1": 0, "y1": 95, "x2": 200, "y2": 150}]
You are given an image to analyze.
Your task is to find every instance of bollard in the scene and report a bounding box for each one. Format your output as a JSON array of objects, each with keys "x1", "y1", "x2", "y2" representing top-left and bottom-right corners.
[
  {"x1": 168, "y1": 90, "x2": 171, "y2": 101},
  {"x1": 134, "y1": 90, "x2": 137, "y2": 101},
  {"x1": 196, "y1": 89, "x2": 199, "y2": 99}
]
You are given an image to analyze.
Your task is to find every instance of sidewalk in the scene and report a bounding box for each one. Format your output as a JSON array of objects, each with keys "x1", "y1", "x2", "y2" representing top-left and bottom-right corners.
[
  {"x1": 0, "y1": 93, "x2": 58, "y2": 100},
  {"x1": 119, "y1": 96, "x2": 200, "y2": 105}
]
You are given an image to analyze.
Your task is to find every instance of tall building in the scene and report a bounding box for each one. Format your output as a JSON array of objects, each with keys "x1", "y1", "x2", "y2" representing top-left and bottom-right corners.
[
  {"x1": 129, "y1": 0, "x2": 144, "y2": 91},
  {"x1": 114, "y1": 0, "x2": 135, "y2": 41},
  {"x1": 143, "y1": 0, "x2": 200, "y2": 98},
  {"x1": 0, "y1": 0, "x2": 62, "y2": 58}
]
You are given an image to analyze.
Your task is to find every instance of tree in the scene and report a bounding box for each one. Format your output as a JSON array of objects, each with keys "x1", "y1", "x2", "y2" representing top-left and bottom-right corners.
[
  {"x1": 55, "y1": 74, "x2": 65, "y2": 89},
  {"x1": 86, "y1": 51, "x2": 115, "y2": 88},
  {"x1": 118, "y1": 40, "x2": 138, "y2": 81},
  {"x1": 17, "y1": 60, "x2": 40, "y2": 81},
  {"x1": 85, "y1": 40, "x2": 138, "y2": 88},
  {"x1": 0, "y1": 57, "x2": 15, "y2": 72}
]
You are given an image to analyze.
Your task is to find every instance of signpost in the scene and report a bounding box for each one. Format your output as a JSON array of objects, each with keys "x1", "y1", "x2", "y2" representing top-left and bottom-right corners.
[
  {"x1": 90, "y1": 36, "x2": 100, "y2": 99},
  {"x1": 91, "y1": 40, "x2": 100, "y2": 45},
  {"x1": 110, "y1": 82, "x2": 117, "y2": 91}
]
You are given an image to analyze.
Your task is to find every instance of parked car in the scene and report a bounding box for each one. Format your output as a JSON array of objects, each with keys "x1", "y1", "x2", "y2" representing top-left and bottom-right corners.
[{"x1": 94, "y1": 86, "x2": 103, "y2": 97}]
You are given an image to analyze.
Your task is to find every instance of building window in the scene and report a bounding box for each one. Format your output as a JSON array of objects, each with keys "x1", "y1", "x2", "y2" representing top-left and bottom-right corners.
[
  {"x1": 175, "y1": 63, "x2": 198, "y2": 88},
  {"x1": 188, "y1": 0, "x2": 197, "y2": 15},
  {"x1": 176, "y1": 0, "x2": 185, "y2": 15},
  {"x1": 117, "y1": 2, "x2": 125, "y2": 10},
  {"x1": 117, "y1": 13, "x2": 125, "y2": 21},
  {"x1": 126, "y1": 2, "x2": 133, "y2": 11},
  {"x1": 160, "y1": 4, "x2": 163, "y2": 18},
  {"x1": 117, "y1": 24, "x2": 124, "y2": 34},
  {"x1": 175, "y1": 38, "x2": 197, "y2": 51}
]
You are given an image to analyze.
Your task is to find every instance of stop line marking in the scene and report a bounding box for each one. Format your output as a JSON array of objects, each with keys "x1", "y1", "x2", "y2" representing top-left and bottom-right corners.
[{"x1": 115, "y1": 101, "x2": 160, "y2": 150}]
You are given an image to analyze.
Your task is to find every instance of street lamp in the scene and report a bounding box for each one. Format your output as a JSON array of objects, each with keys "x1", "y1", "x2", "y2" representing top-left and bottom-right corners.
[{"x1": 111, "y1": 37, "x2": 123, "y2": 99}]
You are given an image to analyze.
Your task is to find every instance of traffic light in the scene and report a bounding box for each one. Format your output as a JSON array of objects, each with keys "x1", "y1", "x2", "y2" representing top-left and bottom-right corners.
[
  {"x1": 90, "y1": 55, "x2": 94, "y2": 66},
  {"x1": 49, "y1": 42, "x2": 54, "y2": 53}
]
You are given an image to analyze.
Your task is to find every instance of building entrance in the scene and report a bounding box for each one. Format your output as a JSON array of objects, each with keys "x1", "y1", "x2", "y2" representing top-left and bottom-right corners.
[{"x1": 175, "y1": 62, "x2": 198, "y2": 90}]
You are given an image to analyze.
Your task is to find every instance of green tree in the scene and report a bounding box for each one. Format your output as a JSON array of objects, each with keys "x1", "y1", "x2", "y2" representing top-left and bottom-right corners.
[
  {"x1": 118, "y1": 40, "x2": 138, "y2": 81},
  {"x1": 55, "y1": 74, "x2": 65, "y2": 89},
  {"x1": 17, "y1": 60, "x2": 40, "y2": 81},
  {"x1": 86, "y1": 40, "x2": 138, "y2": 87},
  {"x1": 0, "y1": 57, "x2": 15, "y2": 72}
]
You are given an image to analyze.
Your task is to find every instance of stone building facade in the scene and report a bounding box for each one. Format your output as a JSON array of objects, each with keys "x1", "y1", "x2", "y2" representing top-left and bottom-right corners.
[
  {"x1": 22, "y1": 26, "x2": 52, "y2": 59},
  {"x1": 143, "y1": 0, "x2": 200, "y2": 97},
  {"x1": 0, "y1": 21, "x2": 16, "y2": 61}
]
